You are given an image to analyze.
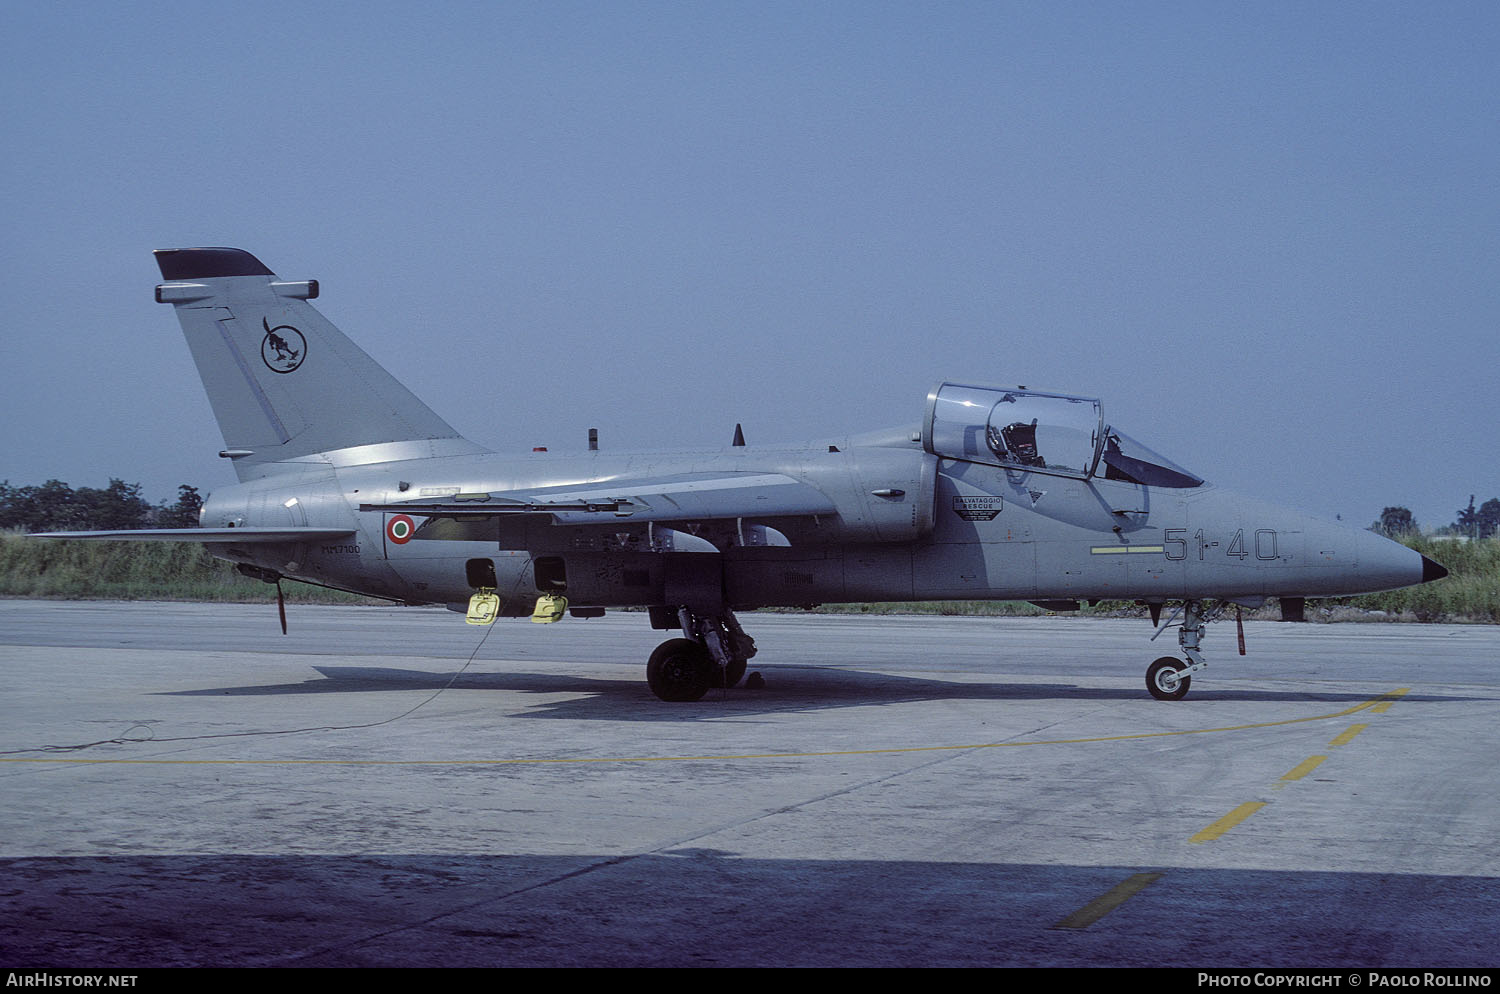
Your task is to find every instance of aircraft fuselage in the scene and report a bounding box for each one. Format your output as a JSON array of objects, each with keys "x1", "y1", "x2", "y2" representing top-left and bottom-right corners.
[{"x1": 201, "y1": 435, "x2": 1429, "y2": 616}]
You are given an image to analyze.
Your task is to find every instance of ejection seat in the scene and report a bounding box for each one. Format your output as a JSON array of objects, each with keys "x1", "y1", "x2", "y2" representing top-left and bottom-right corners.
[{"x1": 987, "y1": 418, "x2": 1046, "y2": 467}]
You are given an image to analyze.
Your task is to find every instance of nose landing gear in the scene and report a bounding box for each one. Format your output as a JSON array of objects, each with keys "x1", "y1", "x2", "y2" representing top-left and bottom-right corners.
[{"x1": 1145, "y1": 599, "x2": 1225, "y2": 701}]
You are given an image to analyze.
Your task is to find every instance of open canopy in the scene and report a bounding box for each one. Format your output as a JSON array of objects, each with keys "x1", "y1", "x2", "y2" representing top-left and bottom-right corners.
[{"x1": 923, "y1": 381, "x2": 1203, "y2": 488}]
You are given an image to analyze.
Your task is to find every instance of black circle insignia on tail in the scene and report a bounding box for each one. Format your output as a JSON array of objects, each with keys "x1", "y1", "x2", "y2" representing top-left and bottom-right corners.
[{"x1": 261, "y1": 317, "x2": 306, "y2": 373}]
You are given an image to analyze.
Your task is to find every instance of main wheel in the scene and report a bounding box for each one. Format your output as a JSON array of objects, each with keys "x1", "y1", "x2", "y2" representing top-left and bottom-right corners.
[
  {"x1": 716, "y1": 657, "x2": 748, "y2": 689},
  {"x1": 647, "y1": 638, "x2": 713, "y2": 702},
  {"x1": 1146, "y1": 656, "x2": 1191, "y2": 701}
]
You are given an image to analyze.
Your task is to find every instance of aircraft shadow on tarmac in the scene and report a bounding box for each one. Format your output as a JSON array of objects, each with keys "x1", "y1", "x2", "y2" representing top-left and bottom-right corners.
[
  {"x1": 157, "y1": 664, "x2": 1485, "y2": 721},
  {"x1": 1, "y1": 852, "x2": 1495, "y2": 967}
]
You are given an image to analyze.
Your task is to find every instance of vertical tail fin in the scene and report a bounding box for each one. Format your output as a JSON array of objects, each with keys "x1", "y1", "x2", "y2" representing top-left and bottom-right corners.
[{"x1": 153, "y1": 248, "x2": 485, "y2": 480}]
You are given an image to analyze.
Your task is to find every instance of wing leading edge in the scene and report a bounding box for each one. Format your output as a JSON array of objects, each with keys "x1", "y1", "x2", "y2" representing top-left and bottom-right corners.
[
  {"x1": 359, "y1": 472, "x2": 837, "y2": 525},
  {"x1": 31, "y1": 527, "x2": 357, "y2": 543}
]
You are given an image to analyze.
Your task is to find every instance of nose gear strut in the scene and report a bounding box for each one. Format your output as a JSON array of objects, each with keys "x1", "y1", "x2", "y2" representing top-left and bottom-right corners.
[{"x1": 1145, "y1": 599, "x2": 1233, "y2": 701}]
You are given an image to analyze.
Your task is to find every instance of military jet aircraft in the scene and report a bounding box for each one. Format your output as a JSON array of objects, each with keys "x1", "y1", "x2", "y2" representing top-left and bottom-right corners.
[{"x1": 37, "y1": 247, "x2": 1447, "y2": 702}]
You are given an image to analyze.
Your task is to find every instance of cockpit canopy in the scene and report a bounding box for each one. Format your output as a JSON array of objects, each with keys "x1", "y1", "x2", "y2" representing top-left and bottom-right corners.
[{"x1": 923, "y1": 381, "x2": 1203, "y2": 488}]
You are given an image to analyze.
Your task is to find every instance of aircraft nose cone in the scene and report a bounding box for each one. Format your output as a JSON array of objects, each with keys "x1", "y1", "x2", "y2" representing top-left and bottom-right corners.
[
  {"x1": 1422, "y1": 555, "x2": 1449, "y2": 583},
  {"x1": 1343, "y1": 529, "x2": 1443, "y2": 595}
]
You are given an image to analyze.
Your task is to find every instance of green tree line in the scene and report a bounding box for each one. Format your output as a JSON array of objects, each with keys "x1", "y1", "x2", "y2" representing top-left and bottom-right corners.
[
  {"x1": 0, "y1": 479, "x2": 203, "y2": 531},
  {"x1": 1374, "y1": 496, "x2": 1500, "y2": 539}
]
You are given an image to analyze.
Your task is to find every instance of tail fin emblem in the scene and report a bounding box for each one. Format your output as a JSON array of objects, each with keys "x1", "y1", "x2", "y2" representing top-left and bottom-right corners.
[{"x1": 261, "y1": 318, "x2": 306, "y2": 373}]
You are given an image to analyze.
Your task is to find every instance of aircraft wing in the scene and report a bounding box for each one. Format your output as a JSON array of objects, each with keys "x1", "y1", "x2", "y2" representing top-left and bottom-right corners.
[
  {"x1": 30, "y1": 527, "x2": 357, "y2": 543},
  {"x1": 359, "y1": 472, "x2": 838, "y2": 525}
]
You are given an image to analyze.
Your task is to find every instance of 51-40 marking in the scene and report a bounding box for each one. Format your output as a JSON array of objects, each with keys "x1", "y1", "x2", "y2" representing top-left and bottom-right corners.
[{"x1": 1163, "y1": 528, "x2": 1281, "y2": 561}]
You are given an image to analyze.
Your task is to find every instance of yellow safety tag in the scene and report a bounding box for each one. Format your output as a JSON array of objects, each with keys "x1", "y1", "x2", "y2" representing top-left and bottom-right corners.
[
  {"x1": 530, "y1": 593, "x2": 568, "y2": 624},
  {"x1": 466, "y1": 590, "x2": 500, "y2": 626}
]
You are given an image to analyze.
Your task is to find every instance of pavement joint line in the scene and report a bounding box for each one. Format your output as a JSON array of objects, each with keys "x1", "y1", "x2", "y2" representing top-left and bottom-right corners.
[
  {"x1": 0, "y1": 696, "x2": 1386, "y2": 766},
  {"x1": 271, "y1": 748, "x2": 985, "y2": 962},
  {"x1": 2, "y1": 689, "x2": 1411, "y2": 768},
  {"x1": 1050, "y1": 871, "x2": 1165, "y2": 930}
]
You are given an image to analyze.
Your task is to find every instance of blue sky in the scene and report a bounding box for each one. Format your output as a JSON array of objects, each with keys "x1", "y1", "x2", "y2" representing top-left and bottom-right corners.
[{"x1": 2, "y1": 1, "x2": 1495, "y2": 529}]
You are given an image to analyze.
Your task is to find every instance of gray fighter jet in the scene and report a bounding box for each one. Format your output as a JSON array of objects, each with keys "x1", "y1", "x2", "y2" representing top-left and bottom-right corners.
[{"x1": 37, "y1": 247, "x2": 1448, "y2": 701}]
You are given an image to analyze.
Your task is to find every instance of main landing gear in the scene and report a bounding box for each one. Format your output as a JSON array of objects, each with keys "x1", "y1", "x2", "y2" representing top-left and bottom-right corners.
[
  {"x1": 1145, "y1": 599, "x2": 1227, "y2": 701},
  {"x1": 645, "y1": 607, "x2": 758, "y2": 702}
]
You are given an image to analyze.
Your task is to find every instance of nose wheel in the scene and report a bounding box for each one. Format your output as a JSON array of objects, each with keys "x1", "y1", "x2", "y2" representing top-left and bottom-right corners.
[{"x1": 1146, "y1": 657, "x2": 1191, "y2": 701}]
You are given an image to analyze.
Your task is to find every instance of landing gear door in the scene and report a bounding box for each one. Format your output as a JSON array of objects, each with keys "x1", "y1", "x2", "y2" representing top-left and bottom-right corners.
[{"x1": 924, "y1": 382, "x2": 1104, "y2": 479}]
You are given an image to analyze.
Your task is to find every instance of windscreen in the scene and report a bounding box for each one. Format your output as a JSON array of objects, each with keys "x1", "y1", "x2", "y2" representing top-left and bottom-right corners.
[{"x1": 1099, "y1": 430, "x2": 1203, "y2": 488}]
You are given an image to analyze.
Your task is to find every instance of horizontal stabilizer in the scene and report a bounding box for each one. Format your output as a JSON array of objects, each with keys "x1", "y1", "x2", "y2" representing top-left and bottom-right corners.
[
  {"x1": 31, "y1": 527, "x2": 356, "y2": 543},
  {"x1": 361, "y1": 472, "x2": 837, "y2": 525}
]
